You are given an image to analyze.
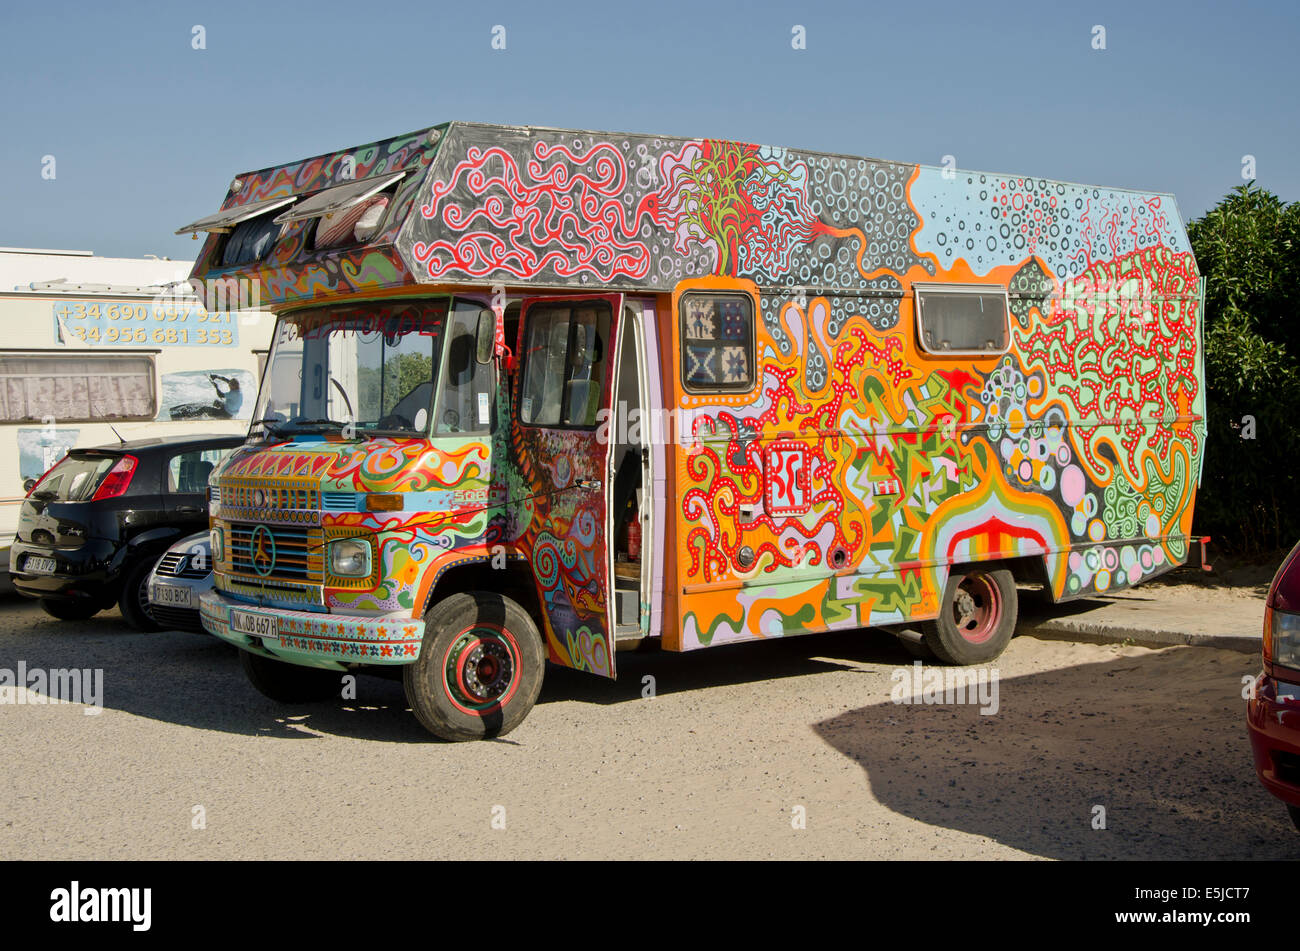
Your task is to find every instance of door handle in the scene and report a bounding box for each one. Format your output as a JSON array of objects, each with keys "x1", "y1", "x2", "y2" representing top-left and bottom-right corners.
[{"x1": 176, "y1": 505, "x2": 204, "y2": 514}]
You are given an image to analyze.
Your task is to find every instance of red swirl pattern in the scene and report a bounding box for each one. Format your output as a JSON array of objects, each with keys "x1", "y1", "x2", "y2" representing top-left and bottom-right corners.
[{"x1": 414, "y1": 142, "x2": 652, "y2": 281}]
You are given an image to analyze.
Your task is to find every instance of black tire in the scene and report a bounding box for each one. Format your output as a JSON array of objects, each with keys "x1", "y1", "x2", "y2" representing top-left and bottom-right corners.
[
  {"x1": 239, "y1": 649, "x2": 342, "y2": 703},
  {"x1": 921, "y1": 567, "x2": 1017, "y2": 666},
  {"x1": 1288, "y1": 804, "x2": 1300, "y2": 834},
  {"x1": 403, "y1": 591, "x2": 545, "y2": 741},
  {"x1": 118, "y1": 557, "x2": 163, "y2": 632},
  {"x1": 40, "y1": 598, "x2": 101, "y2": 622}
]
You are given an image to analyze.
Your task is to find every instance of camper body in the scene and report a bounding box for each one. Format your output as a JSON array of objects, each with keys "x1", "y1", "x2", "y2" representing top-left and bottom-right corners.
[{"x1": 182, "y1": 122, "x2": 1205, "y2": 739}]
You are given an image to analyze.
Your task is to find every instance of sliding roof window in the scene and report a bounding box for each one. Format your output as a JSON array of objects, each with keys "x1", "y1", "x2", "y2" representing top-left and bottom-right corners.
[
  {"x1": 680, "y1": 292, "x2": 754, "y2": 392},
  {"x1": 519, "y1": 302, "x2": 611, "y2": 428},
  {"x1": 914, "y1": 284, "x2": 1010, "y2": 355}
]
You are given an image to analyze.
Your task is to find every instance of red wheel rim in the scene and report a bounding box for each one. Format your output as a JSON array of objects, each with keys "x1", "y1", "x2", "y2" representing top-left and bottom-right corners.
[
  {"x1": 951, "y1": 574, "x2": 1001, "y2": 644},
  {"x1": 440, "y1": 623, "x2": 522, "y2": 716}
]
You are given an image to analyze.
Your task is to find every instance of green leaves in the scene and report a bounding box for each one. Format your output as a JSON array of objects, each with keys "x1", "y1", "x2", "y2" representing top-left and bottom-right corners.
[{"x1": 1189, "y1": 185, "x2": 1300, "y2": 554}]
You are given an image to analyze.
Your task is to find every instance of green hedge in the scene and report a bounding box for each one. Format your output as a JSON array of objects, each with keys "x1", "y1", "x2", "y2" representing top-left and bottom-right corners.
[{"x1": 1188, "y1": 184, "x2": 1300, "y2": 555}]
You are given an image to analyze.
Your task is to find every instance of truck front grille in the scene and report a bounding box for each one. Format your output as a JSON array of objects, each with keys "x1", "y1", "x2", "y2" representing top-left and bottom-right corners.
[{"x1": 228, "y1": 523, "x2": 324, "y2": 584}]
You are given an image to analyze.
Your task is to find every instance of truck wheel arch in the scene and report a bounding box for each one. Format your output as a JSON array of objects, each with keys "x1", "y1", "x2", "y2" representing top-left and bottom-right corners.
[{"x1": 420, "y1": 557, "x2": 544, "y2": 634}]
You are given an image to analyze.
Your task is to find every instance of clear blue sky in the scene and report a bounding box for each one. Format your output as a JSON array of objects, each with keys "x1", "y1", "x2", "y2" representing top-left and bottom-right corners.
[{"x1": 1, "y1": 0, "x2": 1296, "y2": 260}]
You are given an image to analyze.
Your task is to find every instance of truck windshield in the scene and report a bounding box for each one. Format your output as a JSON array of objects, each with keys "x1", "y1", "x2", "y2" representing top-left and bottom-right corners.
[{"x1": 252, "y1": 299, "x2": 448, "y2": 438}]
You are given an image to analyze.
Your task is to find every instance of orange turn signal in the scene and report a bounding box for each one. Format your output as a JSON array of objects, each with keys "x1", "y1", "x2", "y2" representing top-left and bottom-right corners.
[{"x1": 365, "y1": 493, "x2": 403, "y2": 512}]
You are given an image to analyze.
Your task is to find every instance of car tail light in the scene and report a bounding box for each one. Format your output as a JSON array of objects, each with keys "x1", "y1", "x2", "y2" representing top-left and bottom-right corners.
[{"x1": 91, "y1": 455, "x2": 138, "y2": 501}]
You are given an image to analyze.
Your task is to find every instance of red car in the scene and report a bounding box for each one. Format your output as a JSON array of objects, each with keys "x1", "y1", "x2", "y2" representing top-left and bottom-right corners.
[{"x1": 1247, "y1": 540, "x2": 1300, "y2": 831}]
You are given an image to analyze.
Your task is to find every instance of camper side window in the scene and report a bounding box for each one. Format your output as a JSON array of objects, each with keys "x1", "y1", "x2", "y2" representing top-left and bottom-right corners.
[
  {"x1": 914, "y1": 285, "x2": 1010, "y2": 355},
  {"x1": 679, "y1": 292, "x2": 754, "y2": 393},
  {"x1": 519, "y1": 302, "x2": 611, "y2": 428}
]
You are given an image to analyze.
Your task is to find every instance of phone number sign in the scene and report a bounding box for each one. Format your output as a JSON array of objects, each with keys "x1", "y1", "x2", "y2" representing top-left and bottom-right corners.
[{"x1": 52, "y1": 300, "x2": 240, "y2": 348}]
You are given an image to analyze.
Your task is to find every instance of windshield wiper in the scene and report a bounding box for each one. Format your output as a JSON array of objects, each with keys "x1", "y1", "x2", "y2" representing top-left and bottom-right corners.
[{"x1": 289, "y1": 418, "x2": 351, "y2": 430}]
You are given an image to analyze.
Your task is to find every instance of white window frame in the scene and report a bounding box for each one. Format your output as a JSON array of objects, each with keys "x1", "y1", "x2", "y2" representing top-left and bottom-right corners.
[
  {"x1": 0, "y1": 351, "x2": 158, "y2": 423},
  {"x1": 913, "y1": 283, "x2": 1011, "y2": 357}
]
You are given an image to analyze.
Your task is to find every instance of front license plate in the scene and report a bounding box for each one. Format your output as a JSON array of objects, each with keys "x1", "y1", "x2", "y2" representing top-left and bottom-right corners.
[
  {"x1": 25, "y1": 556, "x2": 56, "y2": 574},
  {"x1": 150, "y1": 584, "x2": 192, "y2": 608},
  {"x1": 230, "y1": 610, "x2": 277, "y2": 638}
]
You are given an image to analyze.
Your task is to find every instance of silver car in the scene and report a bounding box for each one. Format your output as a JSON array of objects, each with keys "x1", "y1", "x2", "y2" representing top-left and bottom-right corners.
[{"x1": 146, "y1": 531, "x2": 212, "y2": 633}]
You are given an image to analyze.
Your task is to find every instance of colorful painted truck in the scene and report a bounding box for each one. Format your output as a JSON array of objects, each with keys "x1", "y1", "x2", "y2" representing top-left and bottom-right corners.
[{"x1": 178, "y1": 122, "x2": 1205, "y2": 740}]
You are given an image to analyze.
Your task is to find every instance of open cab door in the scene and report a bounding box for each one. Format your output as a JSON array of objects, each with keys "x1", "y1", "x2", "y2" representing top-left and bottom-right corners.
[{"x1": 513, "y1": 294, "x2": 623, "y2": 678}]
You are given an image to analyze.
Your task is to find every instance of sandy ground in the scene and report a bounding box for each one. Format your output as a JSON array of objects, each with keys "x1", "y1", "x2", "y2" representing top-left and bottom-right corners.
[
  {"x1": 1018, "y1": 562, "x2": 1272, "y2": 648},
  {"x1": 0, "y1": 592, "x2": 1293, "y2": 861}
]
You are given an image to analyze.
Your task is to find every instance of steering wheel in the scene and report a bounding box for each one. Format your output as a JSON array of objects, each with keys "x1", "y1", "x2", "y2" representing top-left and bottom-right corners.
[
  {"x1": 377, "y1": 413, "x2": 414, "y2": 431},
  {"x1": 441, "y1": 409, "x2": 460, "y2": 432}
]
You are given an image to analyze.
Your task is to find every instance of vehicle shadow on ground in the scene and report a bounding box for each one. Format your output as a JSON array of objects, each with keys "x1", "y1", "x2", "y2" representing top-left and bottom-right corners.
[
  {"x1": 0, "y1": 602, "x2": 434, "y2": 742},
  {"x1": 810, "y1": 647, "x2": 1298, "y2": 860},
  {"x1": 540, "y1": 631, "x2": 889, "y2": 707},
  {"x1": 1, "y1": 601, "x2": 903, "y2": 743}
]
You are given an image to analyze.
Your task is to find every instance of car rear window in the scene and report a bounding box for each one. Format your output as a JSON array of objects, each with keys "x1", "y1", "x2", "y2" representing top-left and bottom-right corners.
[{"x1": 31, "y1": 454, "x2": 116, "y2": 501}]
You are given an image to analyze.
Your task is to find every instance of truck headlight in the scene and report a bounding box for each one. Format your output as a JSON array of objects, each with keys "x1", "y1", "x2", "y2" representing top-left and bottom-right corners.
[
  {"x1": 210, "y1": 527, "x2": 224, "y2": 563},
  {"x1": 1267, "y1": 607, "x2": 1300, "y2": 669},
  {"x1": 329, "y1": 538, "x2": 372, "y2": 578}
]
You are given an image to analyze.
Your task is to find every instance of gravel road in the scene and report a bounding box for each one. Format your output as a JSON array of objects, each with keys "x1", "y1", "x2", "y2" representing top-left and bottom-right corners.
[{"x1": 0, "y1": 596, "x2": 1294, "y2": 860}]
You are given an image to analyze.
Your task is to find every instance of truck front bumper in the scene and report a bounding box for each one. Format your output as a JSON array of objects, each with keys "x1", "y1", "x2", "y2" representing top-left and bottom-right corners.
[{"x1": 200, "y1": 589, "x2": 425, "y2": 670}]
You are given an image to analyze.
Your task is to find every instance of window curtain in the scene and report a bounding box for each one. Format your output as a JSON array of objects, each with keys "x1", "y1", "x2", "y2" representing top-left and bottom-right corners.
[{"x1": 0, "y1": 355, "x2": 155, "y2": 421}]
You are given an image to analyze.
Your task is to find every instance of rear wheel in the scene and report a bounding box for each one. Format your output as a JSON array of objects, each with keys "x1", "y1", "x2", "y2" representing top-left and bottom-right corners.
[
  {"x1": 240, "y1": 649, "x2": 341, "y2": 703},
  {"x1": 921, "y1": 567, "x2": 1017, "y2": 665},
  {"x1": 118, "y1": 557, "x2": 162, "y2": 632},
  {"x1": 403, "y1": 591, "x2": 545, "y2": 741},
  {"x1": 40, "y1": 598, "x2": 100, "y2": 622}
]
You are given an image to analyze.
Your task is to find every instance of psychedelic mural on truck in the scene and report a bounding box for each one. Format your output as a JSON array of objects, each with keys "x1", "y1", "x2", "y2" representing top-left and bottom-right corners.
[
  {"x1": 397, "y1": 124, "x2": 1203, "y2": 656},
  {"x1": 193, "y1": 122, "x2": 1203, "y2": 682}
]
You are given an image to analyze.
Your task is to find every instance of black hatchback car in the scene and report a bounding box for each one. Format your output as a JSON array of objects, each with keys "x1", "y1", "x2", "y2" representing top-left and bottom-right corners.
[{"x1": 9, "y1": 433, "x2": 243, "y2": 629}]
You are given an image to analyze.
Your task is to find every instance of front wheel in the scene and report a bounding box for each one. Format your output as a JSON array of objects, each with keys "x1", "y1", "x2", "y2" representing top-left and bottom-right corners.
[
  {"x1": 921, "y1": 567, "x2": 1017, "y2": 666},
  {"x1": 403, "y1": 591, "x2": 545, "y2": 742}
]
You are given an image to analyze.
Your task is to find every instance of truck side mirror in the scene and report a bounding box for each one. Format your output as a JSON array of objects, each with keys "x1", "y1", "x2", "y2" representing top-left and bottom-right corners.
[{"x1": 475, "y1": 310, "x2": 494, "y2": 365}]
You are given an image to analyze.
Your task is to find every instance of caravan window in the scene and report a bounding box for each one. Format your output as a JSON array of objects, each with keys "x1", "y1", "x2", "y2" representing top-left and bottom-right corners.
[
  {"x1": 679, "y1": 292, "x2": 754, "y2": 393},
  {"x1": 913, "y1": 285, "x2": 1010, "y2": 355},
  {"x1": 0, "y1": 353, "x2": 156, "y2": 422}
]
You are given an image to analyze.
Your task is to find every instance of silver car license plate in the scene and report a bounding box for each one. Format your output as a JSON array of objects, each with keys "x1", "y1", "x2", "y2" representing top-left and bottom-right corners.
[
  {"x1": 25, "y1": 556, "x2": 56, "y2": 574},
  {"x1": 150, "y1": 584, "x2": 192, "y2": 608}
]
